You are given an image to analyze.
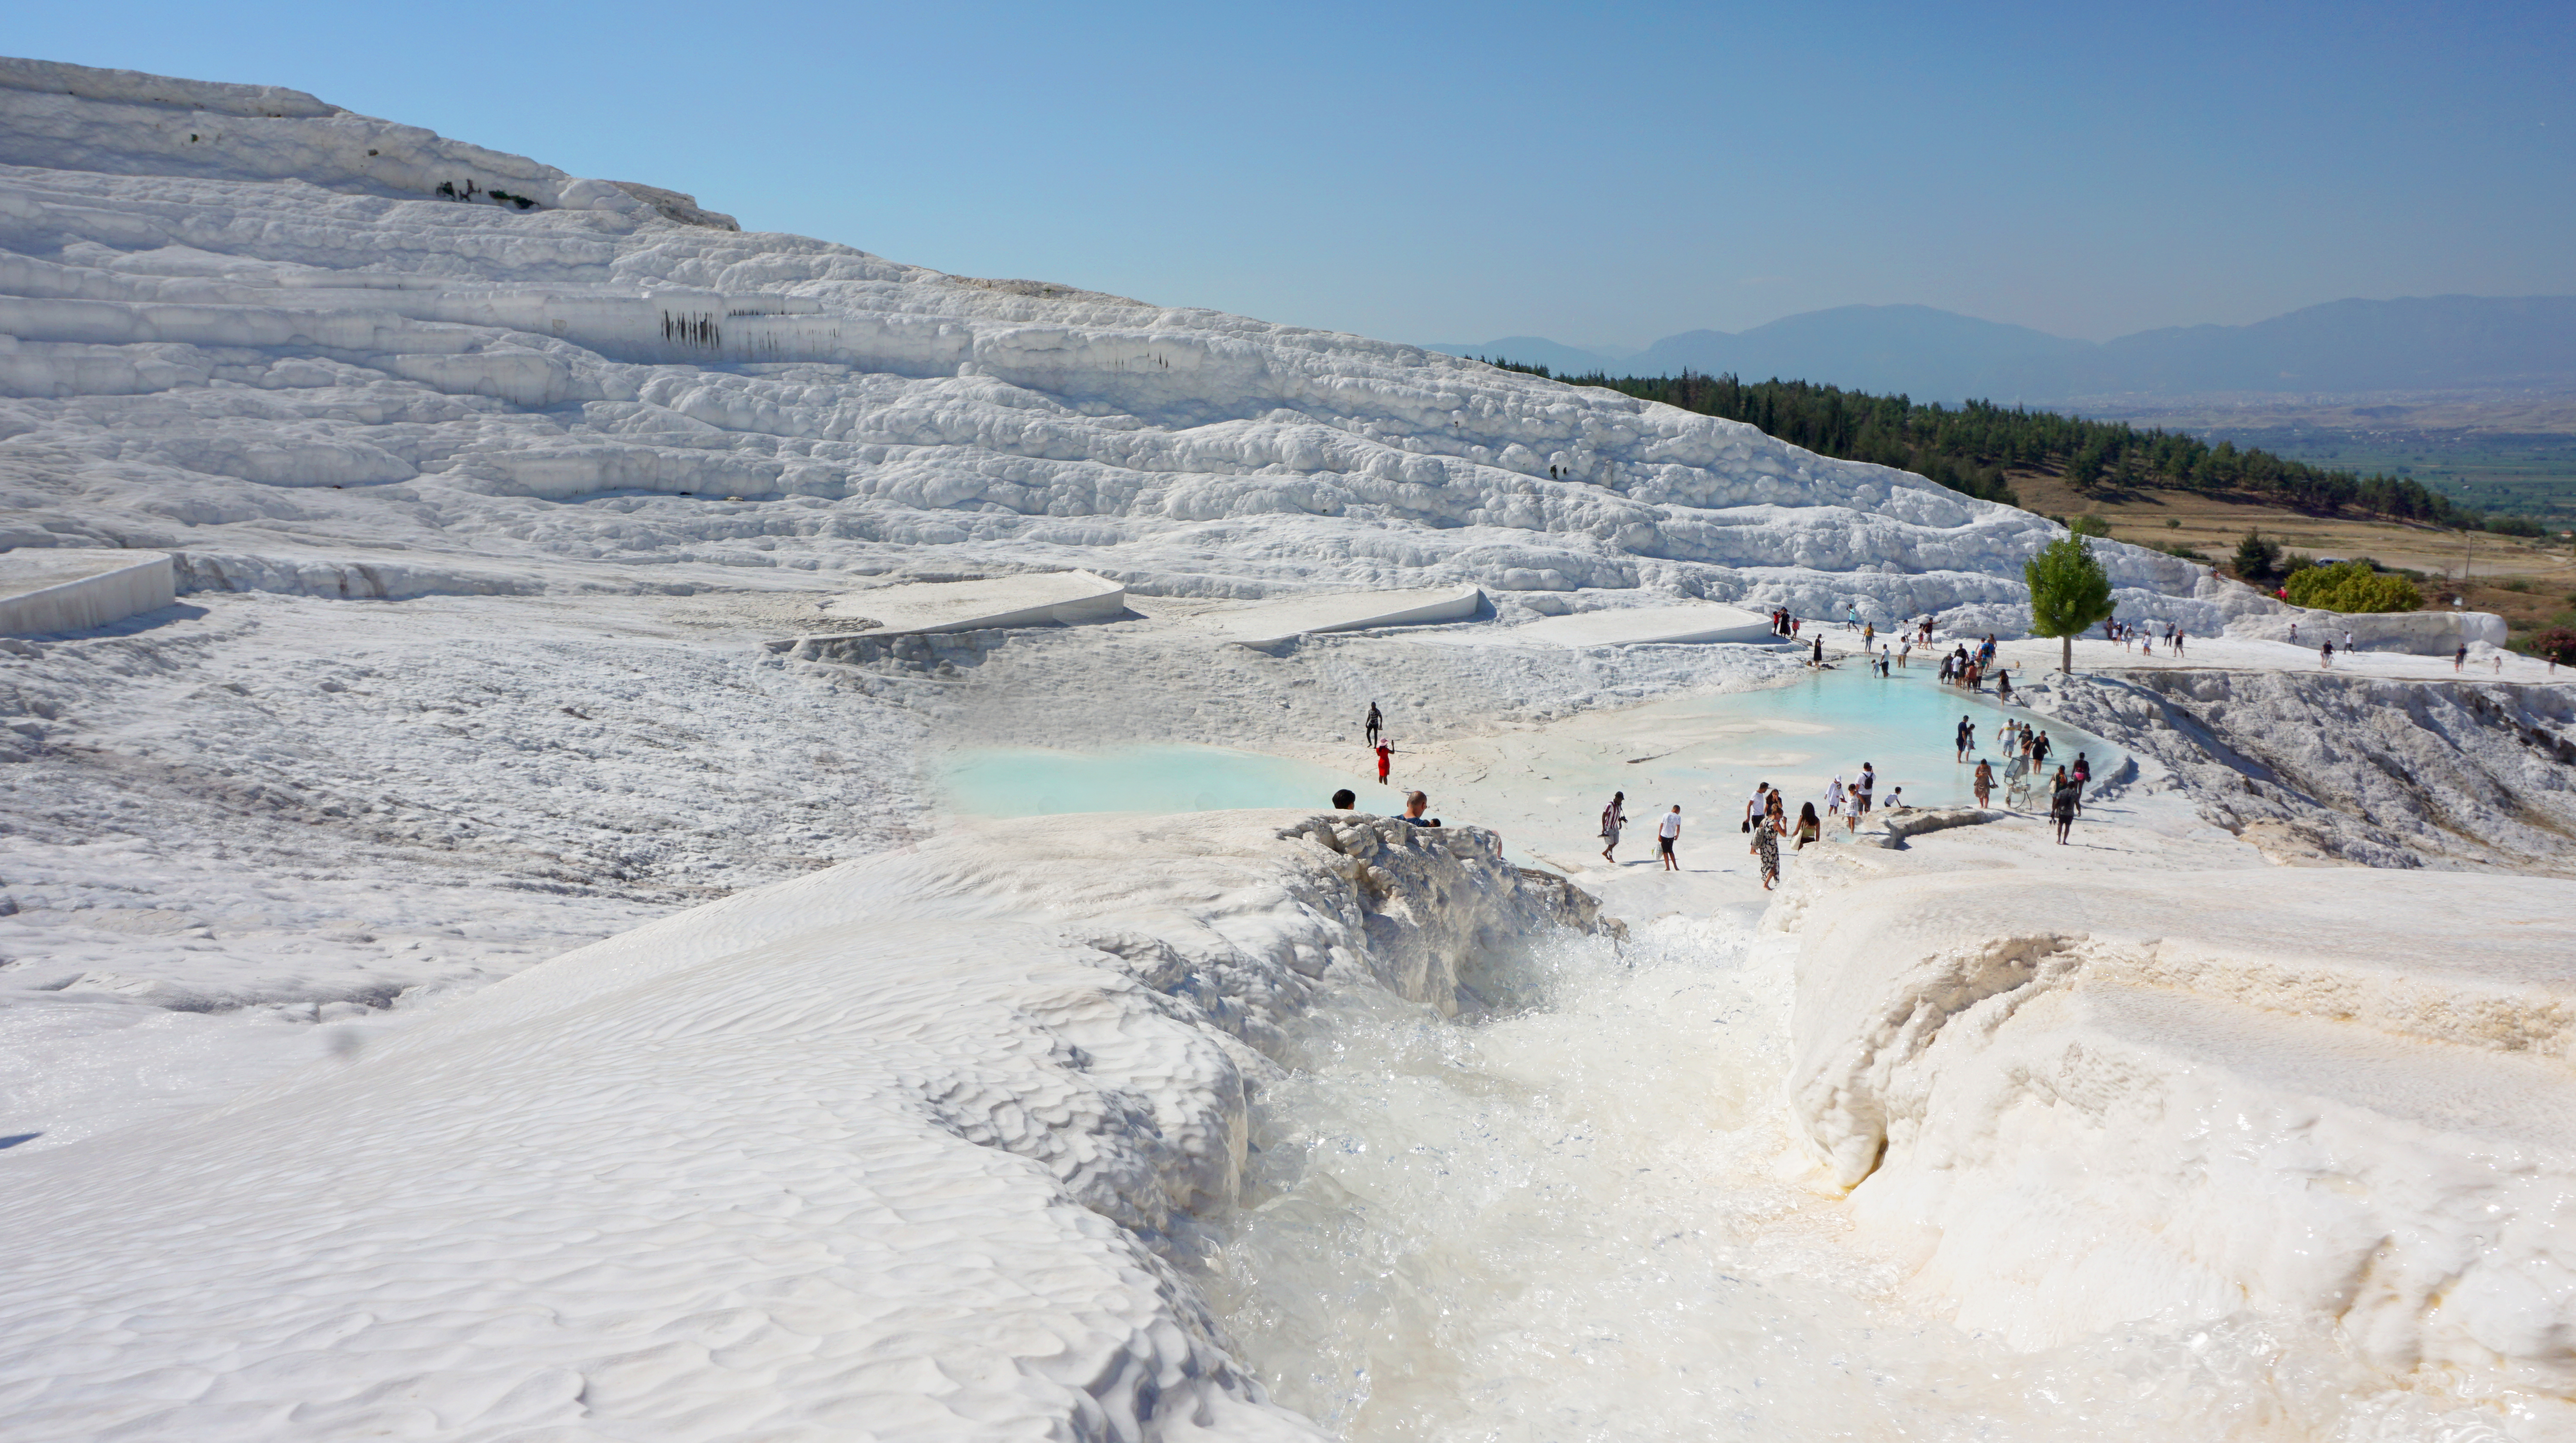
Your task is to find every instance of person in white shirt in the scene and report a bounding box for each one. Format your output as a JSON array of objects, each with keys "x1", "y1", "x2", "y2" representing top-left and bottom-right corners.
[{"x1": 1658, "y1": 806, "x2": 1682, "y2": 871}]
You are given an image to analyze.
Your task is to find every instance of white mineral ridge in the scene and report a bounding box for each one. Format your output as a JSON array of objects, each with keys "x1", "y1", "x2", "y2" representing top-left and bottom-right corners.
[
  {"x1": 1783, "y1": 865, "x2": 2576, "y2": 1392},
  {"x1": 0, "y1": 55, "x2": 2313, "y2": 638},
  {"x1": 0, "y1": 545, "x2": 172, "y2": 633},
  {"x1": 0, "y1": 807, "x2": 1577, "y2": 1441},
  {"x1": 817, "y1": 567, "x2": 1126, "y2": 634},
  {"x1": 1442, "y1": 600, "x2": 1780, "y2": 647},
  {"x1": 1196, "y1": 583, "x2": 1483, "y2": 644}
]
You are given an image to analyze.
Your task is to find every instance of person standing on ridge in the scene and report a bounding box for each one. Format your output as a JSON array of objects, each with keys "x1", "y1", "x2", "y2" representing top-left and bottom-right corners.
[
  {"x1": 1364, "y1": 702, "x2": 1382, "y2": 747},
  {"x1": 1374, "y1": 739, "x2": 1396, "y2": 785},
  {"x1": 2456, "y1": 643, "x2": 2468, "y2": 673},
  {"x1": 1811, "y1": 634, "x2": 1825, "y2": 668},
  {"x1": 1659, "y1": 805, "x2": 1683, "y2": 871},
  {"x1": 1599, "y1": 791, "x2": 1626, "y2": 865}
]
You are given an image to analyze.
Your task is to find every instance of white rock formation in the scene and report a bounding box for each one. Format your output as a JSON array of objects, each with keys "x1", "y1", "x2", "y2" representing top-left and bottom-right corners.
[
  {"x1": 2019, "y1": 670, "x2": 2576, "y2": 871},
  {"x1": 815, "y1": 568, "x2": 1126, "y2": 635},
  {"x1": 0, "y1": 546, "x2": 170, "y2": 633},
  {"x1": 1, "y1": 56, "x2": 2291, "y2": 638},
  {"x1": 1783, "y1": 860, "x2": 2576, "y2": 1397},
  {"x1": 0, "y1": 809, "x2": 1604, "y2": 1440}
]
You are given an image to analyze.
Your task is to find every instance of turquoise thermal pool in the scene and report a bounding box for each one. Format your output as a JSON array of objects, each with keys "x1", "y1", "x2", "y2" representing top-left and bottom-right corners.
[{"x1": 939, "y1": 742, "x2": 1362, "y2": 818}]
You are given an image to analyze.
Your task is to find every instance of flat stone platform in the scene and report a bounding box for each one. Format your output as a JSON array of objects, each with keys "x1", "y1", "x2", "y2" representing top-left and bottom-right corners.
[
  {"x1": 1433, "y1": 602, "x2": 1779, "y2": 648},
  {"x1": 0, "y1": 548, "x2": 175, "y2": 635},
  {"x1": 814, "y1": 570, "x2": 1126, "y2": 636},
  {"x1": 1199, "y1": 585, "x2": 1483, "y2": 645}
]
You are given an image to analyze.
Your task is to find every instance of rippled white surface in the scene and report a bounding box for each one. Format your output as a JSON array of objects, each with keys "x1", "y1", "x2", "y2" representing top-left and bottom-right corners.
[{"x1": 1200, "y1": 922, "x2": 2534, "y2": 1442}]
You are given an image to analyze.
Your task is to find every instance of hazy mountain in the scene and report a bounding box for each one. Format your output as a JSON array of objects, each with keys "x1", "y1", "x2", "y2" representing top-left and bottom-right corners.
[
  {"x1": 2085, "y1": 295, "x2": 2576, "y2": 395},
  {"x1": 1628, "y1": 305, "x2": 2090, "y2": 401},
  {"x1": 1428, "y1": 296, "x2": 2576, "y2": 402}
]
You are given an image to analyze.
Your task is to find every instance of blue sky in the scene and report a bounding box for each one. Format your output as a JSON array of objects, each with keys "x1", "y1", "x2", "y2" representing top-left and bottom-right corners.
[{"x1": 15, "y1": 1, "x2": 2574, "y2": 347}]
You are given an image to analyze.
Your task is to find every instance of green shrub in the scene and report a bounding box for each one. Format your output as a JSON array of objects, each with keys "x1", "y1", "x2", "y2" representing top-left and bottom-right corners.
[
  {"x1": 2164, "y1": 518, "x2": 2182, "y2": 529},
  {"x1": 2532, "y1": 629, "x2": 2576, "y2": 665},
  {"x1": 2284, "y1": 560, "x2": 2423, "y2": 613},
  {"x1": 2069, "y1": 514, "x2": 2111, "y2": 538}
]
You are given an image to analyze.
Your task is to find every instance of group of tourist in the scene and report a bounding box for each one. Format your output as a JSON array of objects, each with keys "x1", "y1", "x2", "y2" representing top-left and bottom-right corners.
[
  {"x1": 1595, "y1": 792, "x2": 1686, "y2": 872},
  {"x1": 1722, "y1": 764, "x2": 1895, "y2": 890},
  {"x1": 2105, "y1": 618, "x2": 2187, "y2": 657},
  {"x1": 1981, "y1": 716, "x2": 2091, "y2": 843},
  {"x1": 1937, "y1": 636, "x2": 2008, "y2": 697}
]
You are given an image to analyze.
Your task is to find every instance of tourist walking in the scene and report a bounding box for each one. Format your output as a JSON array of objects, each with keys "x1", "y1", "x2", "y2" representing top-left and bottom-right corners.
[
  {"x1": 1973, "y1": 759, "x2": 1993, "y2": 809},
  {"x1": 2455, "y1": 643, "x2": 2468, "y2": 673},
  {"x1": 1954, "y1": 715, "x2": 1975, "y2": 762},
  {"x1": 1599, "y1": 791, "x2": 1626, "y2": 864},
  {"x1": 1658, "y1": 806, "x2": 1683, "y2": 871},
  {"x1": 1755, "y1": 811, "x2": 1780, "y2": 889},
  {"x1": 1745, "y1": 782, "x2": 1771, "y2": 851},
  {"x1": 1854, "y1": 762, "x2": 1875, "y2": 818},
  {"x1": 1364, "y1": 702, "x2": 1382, "y2": 746},
  {"x1": 2321, "y1": 639, "x2": 2334, "y2": 670},
  {"x1": 2049, "y1": 768, "x2": 2081, "y2": 844},
  {"x1": 2071, "y1": 752, "x2": 2091, "y2": 809}
]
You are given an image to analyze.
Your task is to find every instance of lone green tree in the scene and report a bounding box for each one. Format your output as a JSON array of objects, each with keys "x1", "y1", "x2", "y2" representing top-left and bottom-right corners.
[{"x1": 2026, "y1": 536, "x2": 2116, "y2": 674}]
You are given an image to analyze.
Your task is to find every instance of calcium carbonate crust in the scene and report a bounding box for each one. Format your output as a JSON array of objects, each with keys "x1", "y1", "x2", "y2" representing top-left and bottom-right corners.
[
  {"x1": 1777, "y1": 862, "x2": 2576, "y2": 1404},
  {"x1": 0, "y1": 56, "x2": 2293, "y2": 640},
  {"x1": 0, "y1": 808, "x2": 1608, "y2": 1440}
]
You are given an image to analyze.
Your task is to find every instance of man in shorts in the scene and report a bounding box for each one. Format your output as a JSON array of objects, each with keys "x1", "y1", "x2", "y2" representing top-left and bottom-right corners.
[{"x1": 1658, "y1": 806, "x2": 1682, "y2": 871}]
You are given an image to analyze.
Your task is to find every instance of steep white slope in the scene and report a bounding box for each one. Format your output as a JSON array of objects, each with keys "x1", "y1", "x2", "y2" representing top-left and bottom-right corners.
[
  {"x1": 0, "y1": 57, "x2": 2256, "y2": 634},
  {"x1": 0, "y1": 809, "x2": 1601, "y2": 1441}
]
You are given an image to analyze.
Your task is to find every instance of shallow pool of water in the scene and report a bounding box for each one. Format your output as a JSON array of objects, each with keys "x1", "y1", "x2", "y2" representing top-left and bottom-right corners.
[
  {"x1": 1543, "y1": 664, "x2": 2128, "y2": 816},
  {"x1": 940, "y1": 742, "x2": 1360, "y2": 817}
]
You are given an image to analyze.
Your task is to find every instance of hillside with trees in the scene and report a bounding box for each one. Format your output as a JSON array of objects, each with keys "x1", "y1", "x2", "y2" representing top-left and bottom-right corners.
[{"x1": 1482, "y1": 362, "x2": 2543, "y2": 535}]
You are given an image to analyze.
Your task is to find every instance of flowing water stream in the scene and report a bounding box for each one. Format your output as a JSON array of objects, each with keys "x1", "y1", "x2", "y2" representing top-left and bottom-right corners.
[{"x1": 1193, "y1": 922, "x2": 2525, "y2": 1441}]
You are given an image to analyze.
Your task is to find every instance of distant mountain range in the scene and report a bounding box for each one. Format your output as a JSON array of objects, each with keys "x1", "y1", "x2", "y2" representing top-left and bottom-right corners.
[{"x1": 1425, "y1": 296, "x2": 2576, "y2": 402}]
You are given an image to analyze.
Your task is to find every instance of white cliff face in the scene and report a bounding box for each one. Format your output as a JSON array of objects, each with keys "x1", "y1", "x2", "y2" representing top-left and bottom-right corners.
[
  {"x1": 2020, "y1": 670, "x2": 2576, "y2": 871},
  {"x1": 1783, "y1": 861, "x2": 2576, "y2": 1403},
  {"x1": 0, "y1": 57, "x2": 2242, "y2": 632}
]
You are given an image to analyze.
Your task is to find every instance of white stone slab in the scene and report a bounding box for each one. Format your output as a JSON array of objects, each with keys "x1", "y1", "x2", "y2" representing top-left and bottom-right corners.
[
  {"x1": 0, "y1": 548, "x2": 175, "y2": 635},
  {"x1": 1440, "y1": 602, "x2": 1778, "y2": 648},
  {"x1": 813, "y1": 570, "x2": 1126, "y2": 636},
  {"x1": 1200, "y1": 585, "x2": 1484, "y2": 645}
]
